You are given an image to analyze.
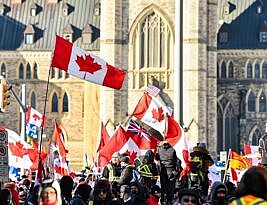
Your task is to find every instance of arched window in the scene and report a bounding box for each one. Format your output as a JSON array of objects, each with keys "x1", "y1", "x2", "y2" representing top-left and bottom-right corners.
[
  {"x1": 263, "y1": 63, "x2": 267, "y2": 78},
  {"x1": 1, "y1": 63, "x2": 6, "y2": 78},
  {"x1": 221, "y1": 62, "x2": 226, "y2": 78},
  {"x1": 26, "y1": 63, "x2": 31, "y2": 79},
  {"x1": 51, "y1": 93, "x2": 58, "y2": 112},
  {"x1": 19, "y1": 63, "x2": 24, "y2": 79},
  {"x1": 255, "y1": 63, "x2": 260, "y2": 78},
  {"x1": 51, "y1": 68, "x2": 55, "y2": 79},
  {"x1": 248, "y1": 92, "x2": 256, "y2": 112},
  {"x1": 259, "y1": 92, "x2": 266, "y2": 112},
  {"x1": 252, "y1": 128, "x2": 261, "y2": 145},
  {"x1": 247, "y1": 63, "x2": 252, "y2": 78},
  {"x1": 62, "y1": 92, "x2": 69, "y2": 112},
  {"x1": 217, "y1": 98, "x2": 237, "y2": 152},
  {"x1": 228, "y1": 61, "x2": 234, "y2": 78},
  {"x1": 58, "y1": 69, "x2": 63, "y2": 78},
  {"x1": 33, "y1": 63, "x2": 38, "y2": 79},
  {"x1": 30, "y1": 92, "x2": 36, "y2": 109},
  {"x1": 131, "y1": 10, "x2": 173, "y2": 89}
]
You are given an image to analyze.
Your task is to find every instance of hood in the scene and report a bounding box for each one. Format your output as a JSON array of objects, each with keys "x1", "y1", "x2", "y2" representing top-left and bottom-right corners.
[{"x1": 209, "y1": 181, "x2": 227, "y2": 201}]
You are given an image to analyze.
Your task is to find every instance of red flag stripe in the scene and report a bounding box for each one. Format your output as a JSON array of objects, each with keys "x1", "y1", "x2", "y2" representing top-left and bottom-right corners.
[
  {"x1": 132, "y1": 92, "x2": 152, "y2": 119},
  {"x1": 51, "y1": 35, "x2": 72, "y2": 71}
]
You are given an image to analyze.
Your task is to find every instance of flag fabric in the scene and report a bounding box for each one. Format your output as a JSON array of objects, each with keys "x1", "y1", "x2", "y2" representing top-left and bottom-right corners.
[
  {"x1": 98, "y1": 126, "x2": 130, "y2": 166},
  {"x1": 54, "y1": 158, "x2": 70, "y2": 179},
  {"x1": 244, "y1": 144, "x2": 259, "y2": 155},
  {"x1": 51, "y1": 35, "x2": 126, "y2": 90},
  {"x1": 230, "y1": 151, "x2": 250, "y2": 170},
  {"x1": 53, "y1": 122, "x2": 68, "y2": 163},
  {"x1": 126, "y1": 119, "x2": 159, "y2": 150},
  {"x1": 96, "y1": 122, "x2": 110, "y2": 152},
  {"x1": 146, "y1": 85, "x2": 160, "y2": 97},
  {"x1": 26, "y1": 123, "x2": 37, "y2": 138},
  {"x1": 7, "y1": 128, "x2": 46, "y2": 171},
  {"x1": 26, "y1": 105, "x2": 46, "y2": 127},
  {"x1": 132, "y1": 92, "x2": 172, "y2": 133},
  {"x1": 208, "y1": 164, "x2": 222, "y2": 183}
]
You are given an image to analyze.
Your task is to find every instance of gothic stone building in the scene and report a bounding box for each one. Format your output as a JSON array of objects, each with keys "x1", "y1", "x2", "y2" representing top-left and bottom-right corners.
[{"x1": 2, "y1": 0, "x2": 260, "y2": 171}]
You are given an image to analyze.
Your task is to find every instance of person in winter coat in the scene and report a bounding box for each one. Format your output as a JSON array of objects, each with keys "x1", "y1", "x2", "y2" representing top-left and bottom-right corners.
[
  {"x1": 4, "y1": 181, "x2": 20, "y2": 205},
  {"x1": 93, "y1": 179, "x2": 113, "y2": 205},
  {"x1": 129, "y1": 181, "x2": 148, "y2": 205},
  {"x1": 148, "y1": 185, "x2": 161, "y2": 205},
  {"x1": 118, "y1": 154, "x2": 135, "y2": 186},
  {"x1": 38, "y1": 179, "x2": 61, "y2": 205},
  {"x1": 60, "y1": 176, "x2": 74, "y2": 205},
  {"x1": 157, "y1": 141, "x2": 182, "y2": 203},
  {"x1": 139, "y1": 150, "x2": 159, "y2": 190},
  {"x1": 178, "y1": 189, "x2": 201, "y2": 205},
  {"x1": 0, "y1": 188, "x2": 13, "y2": 205},
  {"x1": 230, "y1": 166, "x2": 267, "y2": 205},
  {"x1": 70, "y1": 183, "x2": 91, "y2": 205},
  {"x1": 206, "y1": 181, "x2": 228, "y2": 205}
]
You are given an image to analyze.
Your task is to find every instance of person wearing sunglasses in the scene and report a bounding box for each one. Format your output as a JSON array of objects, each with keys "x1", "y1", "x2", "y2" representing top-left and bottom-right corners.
[{"x1": 178, "y1": 189, "x2": 201, "y2": 205}]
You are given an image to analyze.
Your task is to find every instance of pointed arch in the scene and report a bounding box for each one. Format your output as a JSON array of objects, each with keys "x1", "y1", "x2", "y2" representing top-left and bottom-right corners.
[
  {"x1": 249, "y1": 126, "x2": 262, "y2": 145},
  {"x1": 51, "y1": 92, "x2": 58, "y2": 112},
  {"x1": 1, "y1": 63, "x2": 6, "y2": 78},
  {"x1": 254, "y1": 62, "x2": 260, "y2": 79},
  {"x1": 30, "y1": 91, "x2": 36, "y2": 109},
  {"x1": 217, "y1": 97, "x2": 237, "y2": 152},
  {"x1": 247, "y1": 62, "x2": 252, "y2": 78},
  {"x1": 262, "y1": 62, "x2": 267, "y2": 78},
  {"x1": 26, "y1": 63, "x2": 31, "y2": 79},
  {"x1": 259, "y1": 91, "x2": 266, "y2": 112},
  {"x1": 247, "y1": 91, "x2": 256, "y2": 112},
  {"x1": 228, "y1": 61, "x2": 234, "y2": 78},
  {"x1": 33, "y1": 62, "x2": 38, "y2": 79},
  {"x1": 221, "y1": 61, "x2": 226, "y2": 78},
  {"x1": 129, "y1": 5, "x2": 174, "y2": 89},
  {"x1": 19, "y1": 63, "x2": 24, "y2": 79},
  {"x1": 62, "y1": 92, "x2": 69, "y2": 112}
]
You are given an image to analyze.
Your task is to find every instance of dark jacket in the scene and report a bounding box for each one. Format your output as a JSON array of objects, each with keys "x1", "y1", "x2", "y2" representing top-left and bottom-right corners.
[
  {"x1": 206, "y1": 182, "x2": 228, "y2": 205},
  {"x1": 118, "y1": 165, "x2": 134, "y2": 185},
  {"x1": 102, "y1": 162, "x2": 121, "y2": 181}
]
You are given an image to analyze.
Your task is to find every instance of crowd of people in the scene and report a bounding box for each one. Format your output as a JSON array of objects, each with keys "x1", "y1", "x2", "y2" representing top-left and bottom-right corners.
[{"x1": 1, "y1": 141, "x2": 267, "y2": 204}]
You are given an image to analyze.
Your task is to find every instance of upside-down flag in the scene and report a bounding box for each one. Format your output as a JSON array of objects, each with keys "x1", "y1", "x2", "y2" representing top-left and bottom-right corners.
[
  {"x1": 133, "y1": 92, "x2": 172, "y2": 133},
  {"x1": 51, "y1": 35, "x2": 126, "y2": 89}
]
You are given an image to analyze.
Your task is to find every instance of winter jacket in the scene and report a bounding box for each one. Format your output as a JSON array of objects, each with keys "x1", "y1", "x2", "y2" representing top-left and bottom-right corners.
[
  {"x1": 148, "y1": 194, "x2": 160, "y2": 205},
  {"x1": 118, "y1": 165, "x2": 134, "y2": 185},
  {"x1": 230, "y1": 195, "x2": 267, "y2": 205}
]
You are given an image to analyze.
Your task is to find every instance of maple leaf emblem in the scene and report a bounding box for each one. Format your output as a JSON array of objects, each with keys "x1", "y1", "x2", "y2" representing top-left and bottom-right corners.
[
  {"x1": 152, "y1": 107, "x2": 165, "y2": 122},
  {"x1": 76, "y1": 55, "x2": 102, "y2": 74},
  {"x1": 125, "y1": 150, "x2": 138, "y2": 164}
]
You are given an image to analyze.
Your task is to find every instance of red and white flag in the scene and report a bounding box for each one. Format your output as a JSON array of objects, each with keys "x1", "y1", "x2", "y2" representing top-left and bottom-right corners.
[
  {"x1": 165, "y1": 116, "x2": 190, "y2": 179},
  {"x1": 7, "y1": 128, "x2": 47, "y2": 171},
  {"x1": 98, "y1": 126, "x2": 130, "y2": 166},
  {"x1": 132, "y1": 92, "x2": 172, "y2": 133},
  {"x1": 51, "y1": 35, "x2": 126, "y2": 90},
  {"x1": 146, "y1": 85, "x2": 160, "y2": 97},
  {"x1": 126, "y1": 119, "x2": 159, "y2": 151},
  {"x1": 244, "y1": 144, "x2": 259, "y2": 155},
  {"x1": 26, "y1": 105, "x2": 46, "y2": 127},
  {"x1": 96, "y1": 122, "x2": 110, "y2": 152}
]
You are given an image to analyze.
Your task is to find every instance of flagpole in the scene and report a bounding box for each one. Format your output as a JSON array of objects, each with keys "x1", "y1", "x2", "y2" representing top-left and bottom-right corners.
[{"x1": 223, "y1": 148, "x2": 231, "y2": 183}]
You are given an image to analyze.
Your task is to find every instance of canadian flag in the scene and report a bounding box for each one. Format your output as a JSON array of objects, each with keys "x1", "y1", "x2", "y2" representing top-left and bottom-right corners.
[
  {"x1": 243, "y1": 144, "x2": 261, "y2": 166},
  {"x1": 7, "y1": 128, "x2": 47, "y2": 170},
  {"x1": 96, "y1": 122, "x2": 110, "y2": 152},
  {"x1": 165, "y1": 116, "x2": 190, "y2": 178},
  {"x1": 98, "y1": 126, "x2": 130, "y2": 166},
  {"x1": 133, "y1": 92, "x2": 172, "y2": 133},
  {"x1": 26, "y1": 105, "x2": 46, "y2": 127},
  {"x1": 51, "y1": 35, "x2": 126, "y2": 90}
]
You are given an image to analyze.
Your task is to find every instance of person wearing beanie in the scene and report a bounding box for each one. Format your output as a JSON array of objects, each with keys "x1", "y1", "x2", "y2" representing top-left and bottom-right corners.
[
  {"x1": 71, "y1": 183, "x2": 91, "y2": 205},
  {"x1": 38, "y1": 179, "x2": 61, "y2": 205},
  {"x1": 102, "y1": 151, "x2": 122, "y2": 190},
  {"x1": 148, "y1": 185, "x2": 161, "y2": 205},
  {"x1": 93, "y1": 179, "x2": 112, "y2": 205},
  {"x1": 206, "y1": 181, "x2": 228, "y2": 205},
  {"x1": 118, "y1": 153, "x2": 135, "y2": 186},
  {"x1": 179, "y1": 189, "x2": 201, "y2": 205}
]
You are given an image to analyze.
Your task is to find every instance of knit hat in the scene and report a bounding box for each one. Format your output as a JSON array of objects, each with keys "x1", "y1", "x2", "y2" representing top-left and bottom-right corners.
[
  {"x1": 179, "y1": 189, "x2": 200, "y2": 205},
  {"x1": 112, "y1": 152, "x2": 120, "y2": 158},
  {"x1": 151, "y1": 185, "x2": 161, "y2": 195}
]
